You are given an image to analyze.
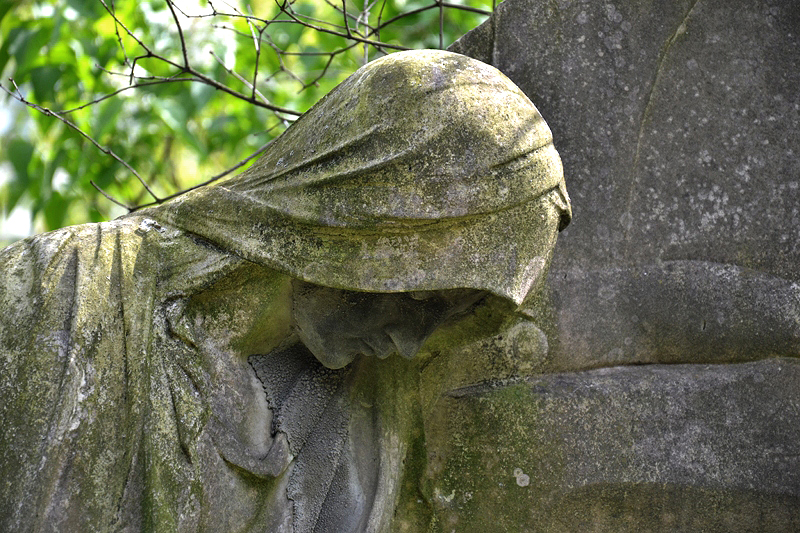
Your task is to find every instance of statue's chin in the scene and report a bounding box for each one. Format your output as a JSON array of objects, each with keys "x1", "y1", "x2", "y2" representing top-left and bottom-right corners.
[{"x1": 310, "y1": 350, "x2": 356, "y2": 370}]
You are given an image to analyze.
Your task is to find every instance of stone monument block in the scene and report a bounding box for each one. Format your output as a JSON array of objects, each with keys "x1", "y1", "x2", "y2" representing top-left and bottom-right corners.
[{"x1": 447, "y1": 0, "x2": 800, "y2": 529}]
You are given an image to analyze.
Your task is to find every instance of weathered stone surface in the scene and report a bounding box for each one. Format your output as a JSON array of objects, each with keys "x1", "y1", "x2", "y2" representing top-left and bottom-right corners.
[
  {"x1": 452, "y1": 0, "x2": 800, "y2": 281},
  {"x1": 451, "y1": 0, "x2": 800, "y2": 359},
  {"x1": 146, "y1": 49, "x2": 570, "y2": 307},
  {"x1": 422, "y1": 358, "x2": 800, "y2": 532},
  {"x1": 446, "y1": 0, "x2": 800, "y2": 528},
  {"x1": 546, "y1": 260, "x2": 800, "y2": 369}
]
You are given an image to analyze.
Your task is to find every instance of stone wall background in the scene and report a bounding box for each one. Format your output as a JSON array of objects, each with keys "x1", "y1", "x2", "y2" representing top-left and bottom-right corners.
[
  {"x1": 450, "y1": 0, "x2": 800, "y2": 367},
  {"x1": 424, "y1": 1, "x2": 800, "y2": 530}
]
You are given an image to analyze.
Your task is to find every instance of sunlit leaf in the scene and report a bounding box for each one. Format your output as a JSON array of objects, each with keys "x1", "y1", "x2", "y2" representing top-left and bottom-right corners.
[
  {"x1": 0, "y1": 2, "x2": 17, "y2": 25},
  {"x1": 94, "y1": 97, "x2": 126, "y2": 140},
  {"x1": 66, "y1": 0, "x2": 104, "y2": 19},
  {"x1": 42, "y1": 190, "x2": 68, "y2": 229},
  {"x1": 7, "y1": 138, "x2": 33, "y2": 187},
  {"x1": 30, "y1": 65, "x2": 62, "y2": 104},
  {"x1": 0, "y1": 26, "x2": 29, "y2": 78},
  {"x1": 4, "y1": 139, "x2": 34, "y2": 213}
]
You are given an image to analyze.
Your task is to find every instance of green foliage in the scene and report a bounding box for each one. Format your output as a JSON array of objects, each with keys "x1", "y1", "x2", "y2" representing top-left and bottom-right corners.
[{"x1": 0, "y1": 0, "x2": 497, "y2": 240}]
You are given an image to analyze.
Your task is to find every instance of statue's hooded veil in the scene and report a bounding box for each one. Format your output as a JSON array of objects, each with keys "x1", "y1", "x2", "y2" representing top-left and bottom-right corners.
[{"x1": 147, "y1": 49, "x2": 571, "y2": 306}]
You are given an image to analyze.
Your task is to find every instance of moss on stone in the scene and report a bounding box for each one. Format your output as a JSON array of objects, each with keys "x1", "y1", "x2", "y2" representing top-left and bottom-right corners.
[{"x1": 419, "y1": 383, "x2": 564, "y2": 532}]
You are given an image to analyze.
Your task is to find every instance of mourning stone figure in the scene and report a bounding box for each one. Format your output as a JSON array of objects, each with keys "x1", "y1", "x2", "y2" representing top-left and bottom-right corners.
[{"x1": 0, "y1": 50, "x2": 570, "y2": 532}]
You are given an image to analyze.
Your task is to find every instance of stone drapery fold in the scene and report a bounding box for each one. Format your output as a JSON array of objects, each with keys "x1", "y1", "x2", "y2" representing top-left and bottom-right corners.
[
  {"x1": 0, "y1": 217, "x2": 266, "y2": 532},
  {"x1": 147, "y1": 50, "x2": 570, "y2": 306}
]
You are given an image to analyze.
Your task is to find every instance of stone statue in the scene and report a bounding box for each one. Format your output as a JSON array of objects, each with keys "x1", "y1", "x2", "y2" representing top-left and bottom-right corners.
[{"x1": 0, "y1": 50, "x2": 570, "y2": 532}]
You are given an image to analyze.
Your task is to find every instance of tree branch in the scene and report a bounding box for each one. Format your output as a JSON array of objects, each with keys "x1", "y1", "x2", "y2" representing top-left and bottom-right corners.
[
  {"x1": 91, "y1": 181, "x2": 133, "y2": 210},
  {"x1": 57, "y1": 79, "x2": 195, "y2": 115},
  {"x1": 129, "y1": 138, "x2": 275, "y2": 211},
  {"x1": 99, "y1": 0, "x2": 303, "y2": 116},
  {"x1": 276, "y1": 2, "x2": 411, "y2": 51},
  {"x1": 2, "y1": 79, "x2": 158, "y2": 206},
  {"x1": 165, "y1": 0, "x2": 190, "y2": 69}
]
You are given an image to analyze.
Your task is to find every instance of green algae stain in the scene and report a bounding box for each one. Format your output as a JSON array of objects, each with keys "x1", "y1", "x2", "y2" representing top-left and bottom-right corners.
[{"x1": 420, "y1": 383, "x2": 564, "y2": 533}]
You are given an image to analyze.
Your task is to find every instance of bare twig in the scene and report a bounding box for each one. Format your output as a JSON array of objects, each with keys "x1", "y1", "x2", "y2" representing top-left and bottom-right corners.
[
  {"x1": 99, "y1": 0, "x2": 152, "y2": 56},
  {"x1": 129, "y1": 138, "x2": 275, "y2": 211},
  {"x1": 91, "y1": 181, "x2": 133, "y2": 210},
  {"x1": 439, "y1": 0, "x2": 444, "y2": 49},
  {"x1": 188, "y1": 1, "x2": 490, "y2": 87},
  {"x1": 323, "y1": 0, "x2": 372, "y2": 33},
  {"x1": 302, "y1": 52, "x2": 339, "y2": 90},
  {"x1": 373, "y1": 2, "x2": 490, "y2": 32},
  {"x1": 98, "y1": 0, "x2": 302, "y2": 116},
  {"x1": 108, "y1": 0, "x2": 131, "y2": 67},
  {"x1": 278, "y1": 5, "x2": 349, "y2": 32},
  {"x1": 276, "y1": 2, "x2": 411, "y2": 51},
  {"x1": 209, "y1": 50, "x2": 270, "y2": 107},
  {"x1": 440, "y1": 2, "x2": 491, "y2": 16},
  {"x1": 376, "y1": 0, "x2": 387, "y2": 42},
  {"x1": 2, "y1": 79, "x2": 157, "y2": 206},
  {"x1": 57, "y1": 79, "x2": 195, "y2": 115},
  {"x1": 249, "y1": 20, "x2": 263, "y2": 101},
  {"x1": 342, "y1": 1, "x2": 352, "y2": 37},
  {"x1": 165, "y1": 0, "x2": 190, "y2": 69}
]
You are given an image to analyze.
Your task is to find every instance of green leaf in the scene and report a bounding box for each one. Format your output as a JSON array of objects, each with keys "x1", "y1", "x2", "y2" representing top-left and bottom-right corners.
[
  {"x1": 0, "y1": 26, "x2": 29, "y2": 78},
  {"x1": 30, "y1": 65, "x2": 63, "y2": 104},
  {"x1": 43, "y1": 149, "x2": 67, "y2": 192},
  {"x1": 66, "y1": 0, "x2": 103, "y2": 19},
  {"x1": 0, "y1": 0, "x2": 494, "y2": 230},
  {"x1": 0, "y1": 1, "x2": 18, "y2": 26},
  {"x1": 93, "y1": 97, "x2": 126, "y2": 140},
  {"x1": 5, "y1": 139, "x2": 34, "y2": 213},
  {"x1": 14, "y1": 25, "x2": 52, "y2": 76},
  {"x1": 4, "y1": 181, "x2": 28, "y2": 218},
  {"x1": 7, "y1": 138, "x2": 33, "y2": 184},
  {"x1": 43, "y1": 190, "x2": 68, "y2": 230}
]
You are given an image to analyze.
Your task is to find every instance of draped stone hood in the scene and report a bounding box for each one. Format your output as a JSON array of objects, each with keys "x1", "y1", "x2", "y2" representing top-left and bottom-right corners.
[{"x1": 146, "y1": 50, "x2": 570, "y2": 306}]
